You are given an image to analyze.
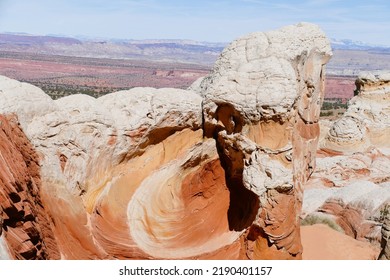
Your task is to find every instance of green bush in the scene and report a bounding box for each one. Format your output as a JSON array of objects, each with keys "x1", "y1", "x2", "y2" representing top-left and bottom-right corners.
[{"x1": 320, "y1": 111, "x2": 334, "y2": 117}]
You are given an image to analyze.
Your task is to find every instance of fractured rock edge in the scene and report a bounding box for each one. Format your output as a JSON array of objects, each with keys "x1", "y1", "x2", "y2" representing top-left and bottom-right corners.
[{"x1": 0, "y1": 114, "x2": 60, "y2": 259}]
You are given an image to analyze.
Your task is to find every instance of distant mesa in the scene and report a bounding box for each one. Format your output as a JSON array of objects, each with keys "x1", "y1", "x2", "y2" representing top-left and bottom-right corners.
[
  {"x1": 0, "y1": 32, "x2": 224, "y2": 65},
  {"x1": 0, "y1": 33, "x2": 82, "y2": 45},
  {"x1": 2, "y1": 31, "x2": 390, "y2": 69}
]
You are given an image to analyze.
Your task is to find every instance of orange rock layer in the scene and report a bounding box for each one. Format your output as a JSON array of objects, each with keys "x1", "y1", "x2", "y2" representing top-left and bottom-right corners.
[{"x1": 0, "y1": 115, "x2": 59, "y2": 259}]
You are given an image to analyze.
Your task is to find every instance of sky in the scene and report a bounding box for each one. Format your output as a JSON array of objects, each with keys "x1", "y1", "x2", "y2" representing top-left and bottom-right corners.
[{"x1": 0, "y1": 0, "x2": 390, "y2": 45}]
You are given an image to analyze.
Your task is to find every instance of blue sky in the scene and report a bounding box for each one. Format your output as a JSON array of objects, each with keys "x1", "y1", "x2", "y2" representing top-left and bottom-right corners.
[{"x1": 0, "y1": 0, "x2": 389, "y2": 45}]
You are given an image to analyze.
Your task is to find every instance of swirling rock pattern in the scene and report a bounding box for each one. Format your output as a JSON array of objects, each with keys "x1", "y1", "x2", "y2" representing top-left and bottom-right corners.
[{"x1": 0, "y1": 23, "x2": 331, "y2": 259}]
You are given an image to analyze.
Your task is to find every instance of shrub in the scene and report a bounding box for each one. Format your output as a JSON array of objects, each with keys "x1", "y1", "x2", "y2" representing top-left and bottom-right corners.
[
  {"x1": 320, "y1": 111, "x2": 334, "y2": 117},
  {"x1": 379, "y1": 204, "x2": 390, "y2": 223},
  {"x1": 301, "y1": 214, "x2": 344, "y2": 233}
]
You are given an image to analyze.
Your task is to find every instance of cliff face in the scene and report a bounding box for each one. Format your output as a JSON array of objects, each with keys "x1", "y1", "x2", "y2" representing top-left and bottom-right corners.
[
  {"x1": 0, "y1": 23, "x2": 332, "y2": 259},
  {"x1": 0, "y1": 115, "x2": 59, "y2": 259}
]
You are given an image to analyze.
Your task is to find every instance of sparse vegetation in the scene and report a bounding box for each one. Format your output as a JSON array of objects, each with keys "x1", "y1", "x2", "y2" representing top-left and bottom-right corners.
[
  {"x1": 301, "y1": 214, "x2": 344, "y2": 233},
  {"x1": 320, "y1": 111, "x2": 334, "y2": 117},
  {"x1": 320, "y1": 98, "x2": 348, "y2": 118},
  {"x1": 29, "y1": 82, "x2": 127, "y2": 99},
  {"x1": 0, "y1": 51, "x2": 210, "y2": 100},
  {"x1": 321, "y1": 99, "x2": 348, "y2": 110},
  {"x1": 378, "y1": 204, "x2": 390, "y2": 223}
]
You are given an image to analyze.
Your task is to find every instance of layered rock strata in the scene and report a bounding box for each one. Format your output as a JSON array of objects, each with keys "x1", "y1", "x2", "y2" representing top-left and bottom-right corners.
[
  {"x1": 0, "y1": 23, "x2": 331, "y2": 259},
  {"x1": 0, "y1": 114, "x2": 60, "y2": 259}
]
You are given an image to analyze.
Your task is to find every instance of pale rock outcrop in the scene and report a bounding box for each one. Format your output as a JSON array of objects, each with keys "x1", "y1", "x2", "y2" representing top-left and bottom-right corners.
[
  {"x1": 0, "y1": 235, "x2": 11, "y2": 260},
  {"x1": 304, "y1": 72, "x2": 390, "y2": 253},
  {"x1": 308, "y1": 149, "x2": 390, "y2": 188},
  {"x1": 302, "y1": 149, "x2": 390, "y2": 250},
  {"x1": 0, "y1": 23, "x2": 332, "y2": 259},
  {"x1": 323, "y1": 71, "x2": 390, "y2": 153},
  {"x1": 302, "y1": 185, "x2": 389, "y2": 244},
  {"x1": 198, "y1": 22, "x2": 332, "y2": 259},
  {"x1": 0, "y1": 76, "x2": 57, "y2": 132}
]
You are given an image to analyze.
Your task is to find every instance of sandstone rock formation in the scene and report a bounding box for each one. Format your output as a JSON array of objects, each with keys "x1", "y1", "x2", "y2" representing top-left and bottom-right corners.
[
  {"x1": 323, "y1": 71, "x2": 390, "y2": 153},
  {"x1": 302, "y1": 179, "x2": 390, "y2": 246},
  {"x1": 0, "y1": 23, "x2": 331, "y2": 259},
  {"x1": 302, "y1": 71, "x2": 390, "y2": 257},
  {"x1": 196, "y1": 22, "x2": 332, "y2": 259},
  {"x1": 0, "y1": 114, "x2": 60, "y2": 259}
]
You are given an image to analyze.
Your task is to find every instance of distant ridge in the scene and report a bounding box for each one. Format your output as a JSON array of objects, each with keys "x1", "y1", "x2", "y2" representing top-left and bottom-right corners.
[
  {"x1": 330, "y1": 38, "x2": 390, "y2": 51},
  {"x1": 2, "y1": 32, "x2": 390, "y2": 51},
  {"x1": 1, "y1": 32, "x2": 390, "y2": 68},
  {"x1": 0, "y1": 32, "x2": 224, "y2": 65},
  {"x1": 0, "y1": 33, "x2": 81, "y2": 45}
]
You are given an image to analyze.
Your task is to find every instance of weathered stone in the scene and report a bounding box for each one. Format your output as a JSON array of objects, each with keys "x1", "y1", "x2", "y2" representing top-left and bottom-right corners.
[
  {"x1": 200, "y1": 22, "x2": 331, "y2": 259},
  {"x1": 0, "y1": 23, "x2": 332, "y2": 259},
  {"x1": 323, "y1": 71, "x2": 390, "y2": 153},
  {"x1": 0, "y1": 114, "x2": 60, "y2": 259}
]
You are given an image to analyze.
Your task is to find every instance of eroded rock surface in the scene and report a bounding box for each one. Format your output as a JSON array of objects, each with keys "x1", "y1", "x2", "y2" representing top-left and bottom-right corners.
[
  {"x1": 323, "y1": 71, "x2": 390, "y2": 153},
  {"x1": 0, "y1": 23, "x2": 331, "y2": 259},
  {"x1": 198, "y1": 22, "x2": 331, "y2": 259},
  {"x1": 302, "y1": 71, "x2": 390, "y2": 258},
  {"x1": 302, "y1": 149, "x2": 390, "y2": 254},
  {"x1": 0, "y1": 114, "x2": 60, "y2": 259}
]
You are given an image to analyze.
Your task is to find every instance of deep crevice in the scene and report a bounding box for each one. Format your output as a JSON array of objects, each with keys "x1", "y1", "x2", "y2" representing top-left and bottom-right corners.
[
  {"x1": 225, "y1": 177, "x2": 259, "y2": 231},
  {"x1": 201, "y1": 101, "x2": 259, "y2": 232}
]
